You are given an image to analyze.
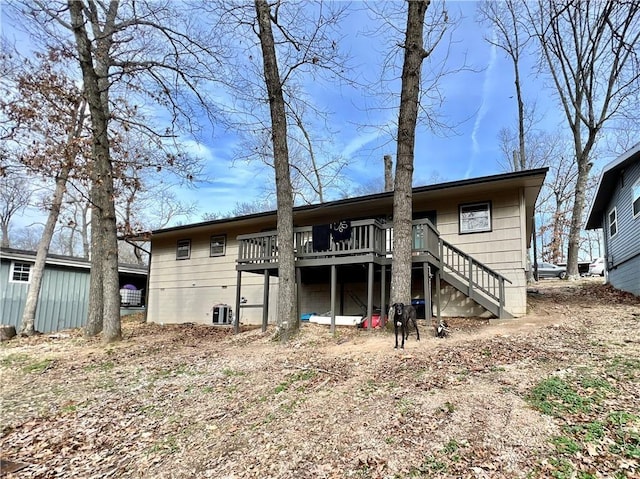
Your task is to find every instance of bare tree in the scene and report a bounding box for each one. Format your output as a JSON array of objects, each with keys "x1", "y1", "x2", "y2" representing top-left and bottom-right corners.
[
  {"x1": 390, "y1": 0, "x2": 448, "y2": 306},
  {"x1": 8, "y1": 53, "x2": 88, "y2": 336},
  {"x1": 17, "y1": 0, "x2": 221, "y2": 341},
  {"x1": 478, "y1": 0, "x2": 537, "y2": 280},
  {"x1": 11, "y1": 225, "x2": 44, "y2": 251},
  {"x1": 384, "y1": 154, "x2": 394, "y2": 192},
  {"x1": 20, "y1": 100, "x2": 87, "y2": 336},
  {"x1": 0, "y1": 46, "x2": 92, "y2": 335},
  {"x1": 526, "y1": 0, "x2": 640, "y2": 278},
  {"x1": 541, "y1": 153, "x2": 578, "y2": 264},
  {"x1": 210, "y1": 1, "x2": 351, "y2": 208},
  {"x1": 58, "y1": 186, "x2": 91, "y2": 257},
  {"x1": 478, "y1": 0, "x2": 532, "y2": 171},
  {"x1": 254, "y1": 0, "x2": 297, "y2": 341},
  {"x1": 0, "y1": 175, "x2": 32, "y2": 248},
  {"x1": 209, "y1": 0, "x2": 350, "y2": 341}
]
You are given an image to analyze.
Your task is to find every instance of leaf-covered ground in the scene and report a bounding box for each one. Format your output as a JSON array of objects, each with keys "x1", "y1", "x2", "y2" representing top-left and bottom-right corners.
[{"x1": 1, "y1": 279, "x2": 639, "y2": 478}]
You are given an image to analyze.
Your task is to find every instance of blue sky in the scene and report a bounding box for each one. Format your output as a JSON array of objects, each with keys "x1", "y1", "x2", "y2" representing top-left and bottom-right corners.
[
  {"x1": 178, "y1": 0, "x2": 544, "y2": 219},
  {"x1": 3, "y1": 1, "x2": 565, "y2": 227}
]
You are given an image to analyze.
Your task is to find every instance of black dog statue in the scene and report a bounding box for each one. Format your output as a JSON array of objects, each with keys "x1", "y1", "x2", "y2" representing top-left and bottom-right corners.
[{"x1": 391, "y1": 302, "x2": 420, "y2": 349}]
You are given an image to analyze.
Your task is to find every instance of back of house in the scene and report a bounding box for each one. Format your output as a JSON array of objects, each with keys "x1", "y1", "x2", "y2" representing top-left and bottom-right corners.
[{"x1": 140, "y1": 168, "x2": 548, "y2": 327}]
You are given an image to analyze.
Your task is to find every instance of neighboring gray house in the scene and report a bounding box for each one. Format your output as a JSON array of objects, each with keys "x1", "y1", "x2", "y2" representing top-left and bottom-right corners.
[
  {"x1": 1, "y1": 248, "x2": 148, "y2": 333},
  {"x1": 586, "y1": 143, "x2": 640, "y2": 296}
]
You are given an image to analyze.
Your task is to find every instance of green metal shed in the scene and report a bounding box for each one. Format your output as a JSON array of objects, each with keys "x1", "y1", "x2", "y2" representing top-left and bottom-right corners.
[{"x1": 1, "y1": 248, "x2": 147, "y2": 333}]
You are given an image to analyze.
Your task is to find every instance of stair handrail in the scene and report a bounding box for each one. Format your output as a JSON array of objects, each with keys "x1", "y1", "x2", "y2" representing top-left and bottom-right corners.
[{"x1": 438, "y1": 238, "x2": 512, "y2": 306}]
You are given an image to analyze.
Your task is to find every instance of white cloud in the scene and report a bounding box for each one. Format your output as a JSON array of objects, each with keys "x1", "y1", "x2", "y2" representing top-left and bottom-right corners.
[
  {"x1": 467, "y1": 32, "x2": 498, "y2": 178},
  {"x1": 180, "y1": 139, "x2": 215, "y2": 162},
  {"x1": 340, "y1": 129, "x2": 387, "y2": 159}
]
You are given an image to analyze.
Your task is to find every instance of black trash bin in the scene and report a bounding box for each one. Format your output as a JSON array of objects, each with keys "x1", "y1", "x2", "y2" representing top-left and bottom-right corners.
[{"x1": 411, "y1": 299, "x2": 426, "y2": 319}]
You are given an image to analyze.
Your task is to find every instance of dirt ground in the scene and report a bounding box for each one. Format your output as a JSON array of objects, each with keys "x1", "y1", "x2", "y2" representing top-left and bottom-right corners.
[{"x1": 1, "y1": 278, "x2": 639, "y2": 478}]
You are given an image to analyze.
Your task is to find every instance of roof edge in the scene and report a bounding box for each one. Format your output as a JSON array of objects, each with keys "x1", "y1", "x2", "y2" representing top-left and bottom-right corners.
[
  {"x1": 145, "y1": 167, "x2": 549, "y2": 237},
  {"x1": 0, "y1": 247, "x2": 147, "y2": 274},
  {"x1": 586, "y1": 142, "x2": 640, "y2": 229}
]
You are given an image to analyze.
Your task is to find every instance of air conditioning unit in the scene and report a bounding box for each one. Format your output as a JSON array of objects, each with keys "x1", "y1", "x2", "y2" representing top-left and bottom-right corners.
[{"x1": 212, "y1": 304, "x2": 232, "y2": 324}]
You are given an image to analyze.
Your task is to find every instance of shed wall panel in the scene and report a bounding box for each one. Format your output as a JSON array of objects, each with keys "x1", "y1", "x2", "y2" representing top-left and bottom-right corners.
[
  {"x1": 1, "y1": 261, "x2": 28, "y2": 326},
  {"x1": 35, "y1": 267, "x2": 90, "y2": 332}
]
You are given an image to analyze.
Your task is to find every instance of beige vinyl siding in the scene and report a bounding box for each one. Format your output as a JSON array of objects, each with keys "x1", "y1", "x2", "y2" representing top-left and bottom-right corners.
[
  {"x1": 417, "y1": 189, "x2": 526, "y2": 317},
  {"x1": 147, "y1": 229, "x2": 278, "y2": 326},
  {"x1": 148, "y1": 184, "x2": 532, "y2": 324}
]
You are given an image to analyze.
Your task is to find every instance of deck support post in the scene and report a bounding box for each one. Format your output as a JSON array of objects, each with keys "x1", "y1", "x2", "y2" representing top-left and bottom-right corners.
[
  {"x1": 262, "y1": 269, "x2": 270, "y2": 332},
  {"x1": 234, "y1": 270, "x2": 242, "y2": 334},
  {"x1": 296, "y1": 267, "x2": 302, "y2": 328},
  {"x1": 367, "y1": 262, "x2": 374, "y2": 330},
  {"x1": 435, "y1": 269, "x2": 442, "y2": 321},
  {"x1": 423, "y1": 262, "x2": 430, "y2": 321},
  {"x1": 380, "y1": 264, "x2": 386, "y2": 324},
  {"x1": 330, "y1": 264, "x2": 337, "y2": 334}
]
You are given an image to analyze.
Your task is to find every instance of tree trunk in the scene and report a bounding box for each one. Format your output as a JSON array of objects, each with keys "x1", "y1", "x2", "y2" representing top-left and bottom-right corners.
[
  {"x1": 384, "y1": 154, "x2": 393, "y2": 192},
  {"x1": 390, "y1": 0, "x2": 429, "y2": 306},
  {"x1": 69, "y1": 0, "x2": 121, "y2": 342},
  {"x1": 84, "y1": 196, "x2": 103, "y2": 337},
  {"x1": 550, "y1": 194, "x2": 564, "y2": 264},
  {"x1": 21, "y1": 99, "x2": 86, "y2": 337},
  {"x1": 20, "y1": 168, "x2": 71, "y2": 336},
  {"x1": 566, "y1": 154, "x2": 592, "y2": 278},
  {"x1": 255, "y1": 0, "x2": 297, "y2": 342},
  {"x1": 81, "y1": 203, "x2": 90, "y2": 258},
  {"x1": 1, "y1": 223, "x2": 9, "y2": 248}
]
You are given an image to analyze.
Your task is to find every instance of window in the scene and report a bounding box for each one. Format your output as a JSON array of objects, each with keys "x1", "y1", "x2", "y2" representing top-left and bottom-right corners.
[
  {"x1": 608, "y1": 207, "x2": 618, "y2": 238},
  {"x1": 176, "y1": 239, "x2": 191, "y2": 260},
  {"x1": 633, "y1": 179, "x2": 640, "y2": 219},
  {"x1": 210, "y1": 235, "x2": 226, "y2": 257},
  {"x1": 10, "y1": 261, "x2": 31, "y2": 283},
  {"x1": 459, "y1": 202, "x2": 492, "y2": 234}
]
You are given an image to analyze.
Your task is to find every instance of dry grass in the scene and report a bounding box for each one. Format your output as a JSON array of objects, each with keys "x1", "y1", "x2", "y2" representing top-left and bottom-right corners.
[{"x1": 1, "y1": 278, "x2": 639, "y2": 478}]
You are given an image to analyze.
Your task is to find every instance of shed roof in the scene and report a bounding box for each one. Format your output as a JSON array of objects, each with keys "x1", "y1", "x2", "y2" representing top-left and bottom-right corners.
[
  {"x1": 585, "y1": 143, "x2": 640, "y2": 230},
  {"x1": 0, "y1": 247, "x2": 147, "y2": 275}
]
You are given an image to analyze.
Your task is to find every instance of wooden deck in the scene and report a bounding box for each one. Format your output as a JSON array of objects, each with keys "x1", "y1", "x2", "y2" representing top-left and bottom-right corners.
[
  {"x1": 237, "y1": 218, "x2": 440, "y2": 269},
  {"x1": 234, "y1": 218, "x2": 512, "y2": 330}
]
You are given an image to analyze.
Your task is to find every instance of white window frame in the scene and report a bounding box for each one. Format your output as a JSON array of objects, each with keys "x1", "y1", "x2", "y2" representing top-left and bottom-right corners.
[
  {"x1": 176, "y1": 239, "x2": 191, "y2": 260},
  {"x1": 632, "y1": 179, "x2": 640, "y2": 219},
  {"x1": 608, "y1": 207, "x2": 618, "y2": 239},
  {"x1": 10, "y1": 261, "x2": 32, "y2": 283},
  {"x1": 459, "y1": 201, "x2": 492, "y2": 234},
  {"x1": 210, "y1": 235, "x2": 226, "y2": 257}
]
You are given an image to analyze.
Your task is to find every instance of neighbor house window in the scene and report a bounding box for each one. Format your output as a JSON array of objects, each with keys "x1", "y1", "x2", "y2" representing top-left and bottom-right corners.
[
  {"x1": 210, "y1": 235, "x2": 226, "y2": 257},
  {"x1": 10, "y1": 261, "x2": 31, "y2": 283},
  {"x1": 176, "y1": 239, "x2": 191, "y2": 260},
  {"x1": 633, "y1": 179, "x2": 640, "y2": 218},
  {"x1": 459, "y1": 202, "x2": 492, "y2": 234},
  {"x1": 608, "y1": 207, "x2": 618, "y2": 238}
]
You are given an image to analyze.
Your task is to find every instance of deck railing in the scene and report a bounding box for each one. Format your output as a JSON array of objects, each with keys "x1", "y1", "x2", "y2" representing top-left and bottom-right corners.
[
  {"x1": 439, "y1": 238, "x2": 511, "y2": 314},
  {"x1": 237, "y1": 219, "x2": 387, "y2": 265},
  {"x1": 237, "y1": 218, "x2": 448, "y2": 266},
  {"x1": 294, "y1": 219, "x2": 386, "y2": 259},
  {"x1": 236, "y1": 217, "x2": 511, "y2": 316}
]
